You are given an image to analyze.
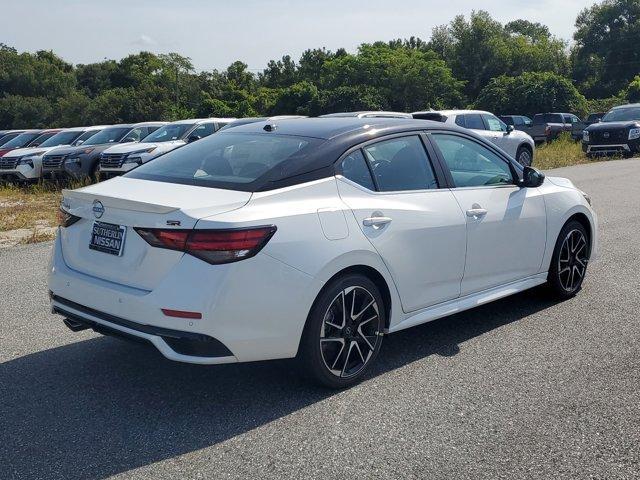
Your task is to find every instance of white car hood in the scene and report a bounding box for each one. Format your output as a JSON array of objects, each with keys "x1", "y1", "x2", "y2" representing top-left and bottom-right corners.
[
  {"x1": 546, "y1": 176, "x2": 576, "y2": 189},
  {"x1": 3, "y1": 145, "x2": 69, "y2": 158},
  {"x1": 102, "y1": 141, "x2": 185, "y2": 155}
]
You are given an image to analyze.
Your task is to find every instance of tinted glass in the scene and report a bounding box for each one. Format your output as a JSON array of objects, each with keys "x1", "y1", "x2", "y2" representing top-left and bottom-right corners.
[
  {"x1": 84, "y1": 127, "x2": 131, "y2": 145},
  {"x1": 464, "y1": 114, "x2": 485, "y2": 130},
  {"x1": 513, "y1": 117, "x2": 524, "y2": 126},
  {"x1": 535, "y1": 114, "x2": 564, "y2": 124},
  {"x1": 432, "y1": 134, "x2": 513, "y2": 188},
  {"x1": 128, "y1": 132, "x2": 322, "y2": 189},
  {"x1": 40, "y1": 130, "x2": 84, "y2": 147},
  {"x1": 341, "y1": 150, "x2": 375, "y2": 190},
  {"x1": 0, "y1": 133, "x2": 20, "y2": 146},
  {"x1": 523, "y1": 116, "x2": 533, "y2": 126},
  {"x1": 602, "y1": 107, "x2": 640, "y2": 122},
  {"x1": 190, "y1": 122, "x2": 215, "y2": 139},
  {"x1": 0, "y1": 132, "x2": 41, "y2": 148},
  {"x1": 454, "y1": 115, "x2": 466, "y2": 127},
  {"x1": 483, "y1": 114, "x2": 507, "y2": 132},
  {"x1": 29, "y1": 131, "x2": 57, "y2": 146},
  {"x1": 363, "y1": 136, "x2": 437, "y2": 192},
  {"x1": 501, "y1": 116, "x2": 514, "y2": 126},
  {"x1": 143, "y1": 123, "x2": 194, "y2": 142}
]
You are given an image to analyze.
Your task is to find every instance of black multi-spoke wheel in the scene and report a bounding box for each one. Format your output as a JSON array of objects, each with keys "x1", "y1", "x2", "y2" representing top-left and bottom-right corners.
[
  {"x1": 299, "y1": 274, "x2": 385, "y2": 388},
  {"x1": 516, "y1": 145, "x2": 533, "y2": 167},
  {"x1": 548, "y1": 220, "x2": 590, "y2": 298}
]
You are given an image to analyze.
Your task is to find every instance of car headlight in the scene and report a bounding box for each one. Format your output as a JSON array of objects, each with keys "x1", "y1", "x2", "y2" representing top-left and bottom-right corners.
[
  {"x1": 629, "y1": 128, "x2": 640, "y2": 140},
  {"x1": 582, "y1": 130, "x2": 590, "y2": 142},
  {"x1": 579, "y1": 190, "x2": 592, "y2": 206},
  {"x1": 17, "y1": 157, "x2": 35, "y2": 167},
  {"x1": 123, "y1": 156, "x2": 143, "y2": 165}
]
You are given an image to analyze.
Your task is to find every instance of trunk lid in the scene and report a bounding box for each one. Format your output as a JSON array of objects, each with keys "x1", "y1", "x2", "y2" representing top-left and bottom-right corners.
[{"x1": 60, "y1": 177, "x2": 252, "y2": 290}]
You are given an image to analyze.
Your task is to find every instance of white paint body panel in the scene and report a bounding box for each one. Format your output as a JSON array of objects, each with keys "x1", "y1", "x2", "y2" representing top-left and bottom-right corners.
[{"x1": 48, "y1": 170, "x2": 597, "y2": 364}]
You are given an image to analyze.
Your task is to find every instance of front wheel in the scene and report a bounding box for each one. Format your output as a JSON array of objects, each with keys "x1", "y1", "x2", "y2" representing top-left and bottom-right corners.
[
  {"x1": 298, "y1": 274, "x2": 385, "y2": 388},
  {"x1": 516, "y1": 145, "x2": 533, "y2": 167},
  {"x1": 547, "y1": 220, "x2": 590, "y2": 298}
]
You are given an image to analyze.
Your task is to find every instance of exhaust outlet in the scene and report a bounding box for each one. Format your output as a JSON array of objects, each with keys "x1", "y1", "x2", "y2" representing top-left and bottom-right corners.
[{"x1": 63, "y1": 317, "x2": 90, "y2": 332}]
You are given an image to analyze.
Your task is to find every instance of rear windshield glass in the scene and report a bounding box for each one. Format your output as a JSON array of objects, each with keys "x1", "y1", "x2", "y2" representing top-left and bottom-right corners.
[
  {"x1": 1, "y1": 132, "x2": 41, "y2": 148},
  {"x1": 602, "y1": 107, "x2": 640, "y2": 122},
  {"x1": 40, "y1": 130, "x2": 84, "y2": 147},
  {"x1": 143, "y1": 123, "x2": 194, "y2": 142},
  {"x1": 84, "y1": 127, "x2": 131, "y2": 145},
  {"x1": 127, "y1": 132, "x2": 323, "y2": 190},
  {"x1": 534, "y1": 114, "x2": 564, "y2": 124}
]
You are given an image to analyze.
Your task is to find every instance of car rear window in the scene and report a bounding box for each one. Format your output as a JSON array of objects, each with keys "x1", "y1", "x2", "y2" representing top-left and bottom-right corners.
[
  {"x1": 127, "y1": 132, "x2": 324, "y2": 190},
  {"x1": 534, "y1": 114, "x2": 564, "y2": 124}
]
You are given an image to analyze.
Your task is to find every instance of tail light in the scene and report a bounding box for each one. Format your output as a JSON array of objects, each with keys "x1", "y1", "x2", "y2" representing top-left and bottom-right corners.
[
  {"x1": 134, "y1": 226, "x2": 277, "y2": 264},
  {"x1": 57, "y1": 208, "x2": 81, "y2": 228}
]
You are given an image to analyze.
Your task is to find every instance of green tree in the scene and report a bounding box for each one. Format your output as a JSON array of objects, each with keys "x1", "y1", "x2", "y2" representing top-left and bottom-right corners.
[
  {"x1": 626, "y1": 75, "x2": 640, "y2": 102},
  {"x1": 475, "y1": 72, "x2": 588, "y2": 117},
  {"x1": 572, "y1": 0, "x2": 640, "y2": 98}
]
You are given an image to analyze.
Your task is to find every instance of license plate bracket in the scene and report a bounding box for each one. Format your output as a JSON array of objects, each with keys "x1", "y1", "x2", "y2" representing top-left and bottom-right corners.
[{"x1": 89, "y1": 221, "x2": 127, "y2": 256}]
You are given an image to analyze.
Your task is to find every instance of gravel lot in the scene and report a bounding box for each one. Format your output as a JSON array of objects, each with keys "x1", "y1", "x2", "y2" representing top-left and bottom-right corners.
[{"x1": 1, "y1": 159, "x2": 639, "y2": 480}]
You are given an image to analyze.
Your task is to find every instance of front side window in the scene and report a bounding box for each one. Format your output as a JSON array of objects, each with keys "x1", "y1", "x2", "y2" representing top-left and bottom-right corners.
[
  {"x1": 513, "y1": 117, "x2": 524, "y2": 126},
  {"x1": 128, "y1": 132, "x2": 323, "y2": 190},
  {"x1": 189, "y1": 123, "x2": 215, "y2": 139},
  {"x1": 363, "y1": 136, "x2": 438, "y2": 192},
  {"x1": 143, "y1": 123, "x2": 195, "y2": 143},
  {"x1": 464, "y1": 114, "x2": 485, "y2": 130},
  {"x1": 341, "y1": 150, "x2": 375, "y2": 190},
  {"x1": 522, "y1": 116, "x2": 533, "y2": 126},
  {"x1": 432, "y1": 134, "x2": 513, "y2": 188},
  {"x1": 483, "y1": 114, "x2": 507, "y2": 132}
]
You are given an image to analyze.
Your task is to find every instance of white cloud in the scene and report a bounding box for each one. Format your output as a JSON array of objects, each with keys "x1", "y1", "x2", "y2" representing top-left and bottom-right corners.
[{"x1": 130, "y1": 34, "x2": 157, "y2": 47}]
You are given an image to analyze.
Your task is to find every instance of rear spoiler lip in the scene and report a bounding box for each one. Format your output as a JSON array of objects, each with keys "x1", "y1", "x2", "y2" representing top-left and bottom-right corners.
[{"x1": 62, "y1": 189, "x2": 180, "y2": 214}]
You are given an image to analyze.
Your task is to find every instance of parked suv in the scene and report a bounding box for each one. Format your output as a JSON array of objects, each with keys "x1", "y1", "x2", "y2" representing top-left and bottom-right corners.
[
  {"x1": 0, "y1": 130, "x2": 47, "y2": 159},
  {"x1": 582, "y1": 103, "x2": 640, "y2": 157},
  {"x1": 0, "y1": 126, "x2": 108, "y2": 182},
  {"x1": 42, "y1": 122, "x2": 166, "y2": 180},
  {"x1": 413, "y1": 110, "x2": 535, "y2": 166},
  {"x1": 0, "y1": 130, "x2": 28, "y2": 148},
  {"x1": 98, "y1": 118, "x2": 234, "y2": 178}
]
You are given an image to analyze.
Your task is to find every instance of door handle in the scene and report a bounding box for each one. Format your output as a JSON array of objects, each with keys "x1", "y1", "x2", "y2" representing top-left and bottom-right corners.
[
  {"x1": 466, "y1": 208, "x2": 487, "y2": 219},
  {"x1": 363, "y1": 216, "x2": 392, "y2": 227}
]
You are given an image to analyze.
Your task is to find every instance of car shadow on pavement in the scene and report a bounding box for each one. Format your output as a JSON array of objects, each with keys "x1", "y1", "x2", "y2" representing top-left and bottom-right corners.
[{"x1": 0, "y1": 287, "x2": 560, "y2": 480}]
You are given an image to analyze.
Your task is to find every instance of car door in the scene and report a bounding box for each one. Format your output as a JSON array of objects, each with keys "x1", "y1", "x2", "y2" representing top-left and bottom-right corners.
[
  {"x1": 336, "y1": 134, "x2": 467, "y2": 313},
  {"x1": 482, "y1": 113, "x2": 517, "y2": 157},
  {"x1": 429, "y1": 132, "x2": 547, "y2": 296},
  {"x1": 460, "y1": 113, "x2": 499, "y2": 145}
]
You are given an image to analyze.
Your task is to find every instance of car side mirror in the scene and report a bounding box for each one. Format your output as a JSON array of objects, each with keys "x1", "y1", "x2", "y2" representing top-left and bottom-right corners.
[
  {"x1": 187, "y1": 135, "x2": 201, "y2": 143},
  {"x1": 521, "y1": 166, "x2": 545, "y2": 188},
  {"x1": 75, "y1": 140, "x2": 84, "y2": 146},
  {"x1": 506, "y1": 125, "x2": 514, "y2": 134}
]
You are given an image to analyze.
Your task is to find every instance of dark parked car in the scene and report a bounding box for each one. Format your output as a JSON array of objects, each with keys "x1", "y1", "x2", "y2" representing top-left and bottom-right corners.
[
  {"x1": 582, "y1": 103, "x2": 640, "y2": 157},
  {"x1": 42, "y1": 122, "x2": 166, "y2": 180}
]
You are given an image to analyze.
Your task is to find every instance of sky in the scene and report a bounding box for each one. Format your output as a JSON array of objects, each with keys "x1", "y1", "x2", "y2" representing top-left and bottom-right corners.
[{"x1": 2, "y1": 0, "x2": 593, "y2": 72}]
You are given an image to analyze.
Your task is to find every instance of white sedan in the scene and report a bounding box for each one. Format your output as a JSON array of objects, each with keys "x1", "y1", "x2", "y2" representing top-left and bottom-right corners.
[
  {"x1": 49, "y1": 117, "x2": 596, "y2": 388},
  {"x1": 413, "y1": 109, "x2": 536, "y2": 167}
]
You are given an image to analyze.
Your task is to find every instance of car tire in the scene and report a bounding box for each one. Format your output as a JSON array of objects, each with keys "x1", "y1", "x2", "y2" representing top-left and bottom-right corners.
[
  {"x1": 298, "y1": 273, "x2": 385, "y2": 389},
  {"x1": 547, "y1": 220, "x2": 590, "y2": 299},
  {"x1": 516, "y1": 145, "x2": 533, "y2": 167}
]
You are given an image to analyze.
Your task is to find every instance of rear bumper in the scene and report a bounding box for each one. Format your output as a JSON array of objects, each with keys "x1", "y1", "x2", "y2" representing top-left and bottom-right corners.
[{"x1": 47, "y1": 233, "x2": 319, "y2": 364}]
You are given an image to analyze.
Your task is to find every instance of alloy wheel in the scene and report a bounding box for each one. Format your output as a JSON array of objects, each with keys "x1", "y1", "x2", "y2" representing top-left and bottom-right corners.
[
  {"x1": 320, "y1": 286, "x2": 382, "y2": 378},
  {"x1": 518, "y1": 149, "x2": 532, "y2": 166},
  {"x1": 557, "y1": 229, "x2": 589, "y2": 292}
]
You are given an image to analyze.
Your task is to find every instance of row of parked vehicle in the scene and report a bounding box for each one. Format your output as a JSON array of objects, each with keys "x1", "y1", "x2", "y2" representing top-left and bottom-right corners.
[{"x1": 1, "y1": 103, "x2": 637, "y2": 184}]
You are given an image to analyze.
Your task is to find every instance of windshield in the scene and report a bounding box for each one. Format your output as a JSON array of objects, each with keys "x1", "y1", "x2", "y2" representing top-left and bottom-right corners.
[
  {"x1": 1, "y1": 132, "x2": 41, "y2": 148},
  {"x1": 84, "y1": 127, "x2": 131, "y2": 146},
  {"x1": 30, "y1": 131, "x2": 58, "y2": 145},
  {"x1": 142, "y1": 123, "x2": 194, "y2": 143},
  {"x1": 128, "y1": 132, "x2": 322, "y2": 190},
  {"x1": 602, "y1": 107, "x2": 640, "y2": 123},
  {"x1": 40, "y1": 130, "x2": 85, "y2": 147},
  {"x1": 0, "y1": 133, "x2": 20, "y2": 146}
]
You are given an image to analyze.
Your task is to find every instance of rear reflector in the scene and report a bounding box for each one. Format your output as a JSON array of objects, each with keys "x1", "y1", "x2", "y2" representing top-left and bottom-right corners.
[
  {"x1": 135, "y1": 226, "x2": 277, "y2": 264},
  {"x1": 161, "y1": 309, "x2": 202, "y2": 319}
]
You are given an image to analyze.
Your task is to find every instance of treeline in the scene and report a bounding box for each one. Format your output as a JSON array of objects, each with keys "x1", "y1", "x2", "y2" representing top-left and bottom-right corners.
[{"x1": 1, "y1": 0, "x2": 640, "y2": 129}]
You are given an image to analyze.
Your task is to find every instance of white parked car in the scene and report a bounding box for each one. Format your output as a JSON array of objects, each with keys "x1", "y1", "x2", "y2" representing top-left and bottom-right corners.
[
  {"x1": 321, "y1": 111, "x2": 413, "y2": 119},
  {"x1": 98, "y1": 118, "x2": 235, "y2": 178},
  {"x1": 49, "y1": 117, "x2": 596, "y2": 388},
  {"x1": 413, "y1": 110, "x2": 536, "y2": 166},
  {"x1": 0, "y1": 126, "x2": 109, "y2": 182}
]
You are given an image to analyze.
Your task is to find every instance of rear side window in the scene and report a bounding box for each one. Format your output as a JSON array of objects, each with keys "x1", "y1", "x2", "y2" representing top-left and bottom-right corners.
[
  {"x1": 362, "y1": 136, "x2": 438, "y2": 192},
  {"x1": 464, "y1": 114, "x2": 485, "y2": 130},
  {"x1": 190, "y1": 123, "x2": 215, "y2": 139},
  {"x1": 454, "y1": 115, "x2": 466, "y2": 128},
  {"x1": 513, "y1": 117, "x2": 524, "y2": 126},
  {"x1": 128, "y1": 132, "x2": 323, "y2": 189},
  {"x1": 341, "y1": 150, "x2": 375, "y2": 190}
]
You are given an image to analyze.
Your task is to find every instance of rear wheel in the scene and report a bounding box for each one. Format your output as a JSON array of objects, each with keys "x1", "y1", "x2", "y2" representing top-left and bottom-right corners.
[
  {"x1": 298, "y1": 274, "x2": 385, "y2": 388},
  {"x1": 547, "y1": 220, "x2": 590, "y2": 298},
  {"x1": 516, "y1": 145, "x2": 533, "y2": 167}
]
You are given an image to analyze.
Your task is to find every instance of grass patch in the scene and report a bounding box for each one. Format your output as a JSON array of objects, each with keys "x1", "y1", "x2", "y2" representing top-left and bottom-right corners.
[
  {"x1": 0, "y1": 182, "x2": 61, "y2": 233},
  {"x1": 534, "y1": 132, "x2": 625, "y2": 170}
]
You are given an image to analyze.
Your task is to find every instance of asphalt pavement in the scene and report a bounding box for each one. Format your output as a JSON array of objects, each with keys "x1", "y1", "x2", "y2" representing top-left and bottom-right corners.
[{"x1": 1, "y1": 159, "x2": 639, "y2": 479}]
